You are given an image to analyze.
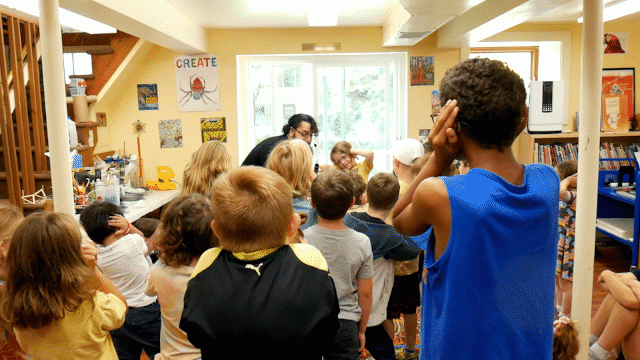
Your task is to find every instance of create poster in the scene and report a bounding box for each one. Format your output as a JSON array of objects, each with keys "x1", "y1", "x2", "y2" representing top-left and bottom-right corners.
[
  {"x1": 603, "y1": 32, "x2": 629, "y2": 54},
  {"x1": 602, "y1": 68, "x2": 635, "y2": 132},
  {"x1": 410, "y1": 56, "x2": 434, "y2": 86},
  {"x1": 159, "y1": 119, "x2": 183, "y2": 149},
  {"x1": 175, "y1": 55, "x2": 221, "y2": 112},
  {"x1": 201, "y1": 117, "x2": 227, "y2": 143},
  {"x1": 138, "y1": 84, "x2": 158, "y2": 110}
]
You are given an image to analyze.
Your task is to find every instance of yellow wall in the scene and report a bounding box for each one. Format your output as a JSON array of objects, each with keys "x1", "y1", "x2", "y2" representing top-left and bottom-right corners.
[
  {"x1": 95, "y1": 27, "x2": 460, "y2": 183},
  {"x1": 95, "y1": 19, "x2": 639, "y2": 183},
  {"x1": 508, "y1": 19, "x2": 640, "y2": 129}
]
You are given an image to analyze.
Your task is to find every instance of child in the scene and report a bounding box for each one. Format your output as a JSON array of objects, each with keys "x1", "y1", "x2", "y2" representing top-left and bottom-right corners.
[
  {"x1": 145, "y1": 194, "x2": 215, "y2": 360},
  {"x1": 392, "y1": 58, "x2": 560, "y2": 359},
  {"x1": 344, "y1": 172, "x2": 420, "y2": 360},
  {"x1": 0, "y1": 205, "x2": 27, "y2": 359},
  {"x1": 385, "y1": 138, "x2": 424, "y2": 360},
  {"x1": 553, "y1": 317, "x2": 579, "y2": 360},
  {"x1": 327, "y1": 141, "x2": 374, "y2": 184},
  {"x1": 589, "y1": 269, "x2": 640, "y2": 360},
  {"x1": 556, "y1": 160, "x2": 578, "y2": 319},
  {"x1": 266, "y1": 139, "x2": 317, "y2": 229},
  {"x1": 132, "y1": 217, "x2": 161, "y2": 262},
  {"x1": 347, "y1": 170, "x2": 367, "y2": 212},
  {"x1": 180, "y1": 166, "x2": 339, "y2": 360},
  {"x1": 182, "y1": 140, "x2": 232, "y2": 196},
  {"x1": 0, "y1": 205, "x2": 23, "y2": 281},
  {"x1": 80, "y1": 201, "x2": 161, "y2": 360},
  {"x1": 304, "y1": 169, "x2": 374, "y2": 360},
  {"x1": 0, "y1": 212, "x2": 127, "y2": 359}
]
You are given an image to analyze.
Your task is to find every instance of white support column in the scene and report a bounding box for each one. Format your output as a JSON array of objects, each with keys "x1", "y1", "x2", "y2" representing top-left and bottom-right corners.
[
  {"x1": 573, "y1": 1, "x2": 603, "y2": 359},
  {"x1": 39, "y1": 0, "x2": 74, "y2": 216},
  {"x1": 460, "y1": 35, "x2": 471, "y2": 61}
]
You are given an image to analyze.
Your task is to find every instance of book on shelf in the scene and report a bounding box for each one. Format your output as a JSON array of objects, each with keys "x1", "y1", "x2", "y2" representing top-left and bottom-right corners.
[
  {"x1": 534, "y1": 142, "x2": 640, "y2": 169},
  {"x1": 596, "y1": 217, "x2": 634, "y2": 241}
]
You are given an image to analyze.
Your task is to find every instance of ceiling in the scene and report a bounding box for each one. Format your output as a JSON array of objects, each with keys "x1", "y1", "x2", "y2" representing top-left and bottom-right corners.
[{"x1": 2, "y1": 0, "x2": 639, "y2": 54}]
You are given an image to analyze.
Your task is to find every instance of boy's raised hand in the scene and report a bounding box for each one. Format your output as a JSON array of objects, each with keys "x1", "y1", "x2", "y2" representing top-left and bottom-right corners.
[
  {"x1": 108, "y1": 214, "x2": 130, "y2": 235},
  {"x1": 560, "y1": 173, "x2": 577, "y2": 191},
  {"x1": 428, "y1": 99, "x2": 461, "y2": 167}
]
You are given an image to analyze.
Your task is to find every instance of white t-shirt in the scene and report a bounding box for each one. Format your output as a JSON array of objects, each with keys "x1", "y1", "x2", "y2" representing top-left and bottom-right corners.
[
  {"x1": 97, "y1": 233, "x2": 156, "y2": 308},
  {"x1": 145, "y1": 261, "x2": 201, "y2": 360}
]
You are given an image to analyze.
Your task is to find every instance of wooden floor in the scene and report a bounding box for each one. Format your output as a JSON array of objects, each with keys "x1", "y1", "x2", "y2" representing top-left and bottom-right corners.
[{"x1": 591, "y1": 240, "x2": 634, "y2": 317}]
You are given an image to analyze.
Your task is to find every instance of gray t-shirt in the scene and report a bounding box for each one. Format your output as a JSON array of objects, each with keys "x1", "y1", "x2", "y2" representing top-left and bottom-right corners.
[{"x1": 304, "y1": 225, "x2": 373, "y2": 322}]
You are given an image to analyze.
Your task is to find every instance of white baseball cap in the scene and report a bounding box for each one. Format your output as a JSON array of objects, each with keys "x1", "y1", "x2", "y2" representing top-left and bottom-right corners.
[{"x1": 393, "y1": 139, "x2": 425, "y2": 166}]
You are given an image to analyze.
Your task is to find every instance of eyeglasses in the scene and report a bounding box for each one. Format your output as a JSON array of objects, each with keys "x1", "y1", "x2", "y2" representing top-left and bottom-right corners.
[{"x1": 292, "y1": 127, "x2": 313, "y2": 140}]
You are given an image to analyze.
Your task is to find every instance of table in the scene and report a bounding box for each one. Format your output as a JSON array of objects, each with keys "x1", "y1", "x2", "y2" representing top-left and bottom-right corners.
[
  {"x1": 74, "y1": 189, "x2": 180, "y2": 222},
  {"x1": 122, "y1": 189, "x2": 180, "y2": 222}
]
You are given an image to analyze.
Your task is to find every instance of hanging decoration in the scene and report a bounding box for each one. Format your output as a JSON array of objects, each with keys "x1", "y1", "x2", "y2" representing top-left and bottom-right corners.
[{"x1": 132, "y1": 119, "x2": 147, "y2": 177}]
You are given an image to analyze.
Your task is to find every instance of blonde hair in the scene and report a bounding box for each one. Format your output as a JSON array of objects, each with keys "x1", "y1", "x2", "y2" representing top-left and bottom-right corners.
[
  {"x1": 330, "y1": 141, "x2": 353, "y2": 165},
  {"x1": 0, "y1": 212, "x2": 94, "y2": 330},
  {"x1": 0, "y1": 205, "x2": 23, "y2": 241},
  {"x1": 182, "y1": 141, "x2": 232, "y2": 196},
  {"x1": 266, "y1": 139, "x2": 314, "y2": 198},
  {"x1": 210, "y1": 167, "x2": 293, "y2": 253}
]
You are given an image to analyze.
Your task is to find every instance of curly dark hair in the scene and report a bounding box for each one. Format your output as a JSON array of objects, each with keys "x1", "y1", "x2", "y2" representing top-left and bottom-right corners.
[
  {"x1": 282, "y1": 113, "x2": 319, "y2": 137},
  {"x1": 157, "y1": 193, "x2": 216, "y2": 267},
  {"x1": 439, "y1": 57, "x2": 526, "y2": 150}
]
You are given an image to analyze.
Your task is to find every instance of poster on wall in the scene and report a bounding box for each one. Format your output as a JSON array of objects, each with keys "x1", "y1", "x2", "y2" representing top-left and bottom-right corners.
[
  {"x1": 602, "y1": 68, "x2": 635, "y2": 132},
  {"x1": 410, "y1": 56, "x2": 434, "y2": 86},
  {"x1": 603, "y1": 32, "x2": 628, "y2": 54},
  {"x1": 159, "y1": 119, "x2": 183, "y2": 149},
  {"x1": 201, "y1": 117, "x2": 227, "y2": 143},
  {"x1": 175, "y1": 55, "x2": 220, "y2": 112},
  {"x1": 138, "y1": 84, "x2": 159, "y2": 110},
  {"x1": 431, "y1": 90, "x2": 441, "y2": 115}
]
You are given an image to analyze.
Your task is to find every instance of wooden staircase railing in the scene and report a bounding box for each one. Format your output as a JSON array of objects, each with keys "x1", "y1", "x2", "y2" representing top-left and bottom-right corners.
[{"x1": 0, "y1": 12, "x2": 45, "y2": 211}]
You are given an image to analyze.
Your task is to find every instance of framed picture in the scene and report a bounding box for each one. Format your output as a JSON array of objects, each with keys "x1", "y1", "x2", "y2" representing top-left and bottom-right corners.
[{"x1": 602, "y1": 68, "x2": 635, "y2": 132}]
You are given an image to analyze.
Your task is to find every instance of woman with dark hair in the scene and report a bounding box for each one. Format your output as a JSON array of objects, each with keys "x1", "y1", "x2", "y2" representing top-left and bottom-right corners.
[{"x1": 241, "y1": 113, "x2": 319, "y2": 167}]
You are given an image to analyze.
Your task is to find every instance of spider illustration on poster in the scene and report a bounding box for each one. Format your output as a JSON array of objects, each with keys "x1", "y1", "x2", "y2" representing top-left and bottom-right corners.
[{"x1": 180, "y1": 75, "x2": 218, "y2": 106}]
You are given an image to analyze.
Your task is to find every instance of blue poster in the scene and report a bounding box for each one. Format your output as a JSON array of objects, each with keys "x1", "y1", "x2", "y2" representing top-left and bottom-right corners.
[{"x1": 138, "y1": 84, "x2": 159, "y2": 110}]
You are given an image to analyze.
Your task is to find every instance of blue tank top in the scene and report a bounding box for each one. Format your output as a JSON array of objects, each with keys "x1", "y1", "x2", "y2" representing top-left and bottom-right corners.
[{"x1": 421, "y1": 164, "x2": 559, "y2": 360}]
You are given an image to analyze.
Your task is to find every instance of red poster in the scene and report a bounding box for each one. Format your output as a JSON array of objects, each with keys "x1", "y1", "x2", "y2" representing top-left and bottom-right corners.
[{"x1": 602, "y1": 68, "x2": 635, "y2": 129}]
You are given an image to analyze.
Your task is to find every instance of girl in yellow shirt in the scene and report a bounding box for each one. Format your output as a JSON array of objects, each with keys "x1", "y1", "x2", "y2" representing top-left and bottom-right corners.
[{"x1": 0, "y1": 212, "x2": 127, "y2": 360}]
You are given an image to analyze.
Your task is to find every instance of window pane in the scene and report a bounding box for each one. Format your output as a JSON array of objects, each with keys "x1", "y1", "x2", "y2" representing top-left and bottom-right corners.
[
  {"x1": 72, "y1": 53, "x2": 93, "y2": 76},
  {"x1": 63, "y1": 53, "x2": 74, "y2": 84},
  {"x1": 240, "y1": 53, "x2": 407, "y2": 174},
  {"x1": 316, "y1": 65, "x2": 390, "y2": 173}
]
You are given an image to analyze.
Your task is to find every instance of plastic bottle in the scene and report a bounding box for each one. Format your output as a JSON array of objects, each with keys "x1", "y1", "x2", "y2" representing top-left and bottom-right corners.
[{"x1": 68, "y1": 117, "x2": 78, "y2": 148}]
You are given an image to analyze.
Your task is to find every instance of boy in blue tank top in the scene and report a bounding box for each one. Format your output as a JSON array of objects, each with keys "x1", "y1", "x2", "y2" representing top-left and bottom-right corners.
[{"x1": 392, "y1": 58, "x2": 560, "y2": 360}]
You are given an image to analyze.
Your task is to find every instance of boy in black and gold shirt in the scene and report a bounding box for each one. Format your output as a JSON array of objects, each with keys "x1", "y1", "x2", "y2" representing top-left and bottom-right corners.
[{"x1": 180, "y1": 167, "x2": 339, "y2": 360}]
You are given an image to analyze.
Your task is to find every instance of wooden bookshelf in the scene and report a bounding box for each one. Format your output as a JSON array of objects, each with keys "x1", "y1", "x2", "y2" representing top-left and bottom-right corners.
[{"x1": 516, "y1": 131, "x2": 640, "y2": 165}]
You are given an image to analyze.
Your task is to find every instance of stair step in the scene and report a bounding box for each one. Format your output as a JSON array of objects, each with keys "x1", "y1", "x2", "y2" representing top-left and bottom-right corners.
[
  {"x1": 0, "y1": 145, "x2": 92, "y2": 153},
  {"x1": 0, "y1": 171, "x2": 51, "y2": 181}
]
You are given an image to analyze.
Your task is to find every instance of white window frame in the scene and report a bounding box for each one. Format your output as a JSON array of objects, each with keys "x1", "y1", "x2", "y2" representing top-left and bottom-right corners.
[{"x1": 237, "y1": 52, "x2": 408, "y2": 171}]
